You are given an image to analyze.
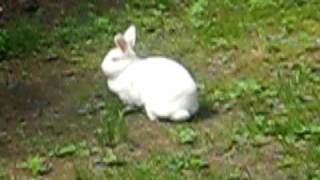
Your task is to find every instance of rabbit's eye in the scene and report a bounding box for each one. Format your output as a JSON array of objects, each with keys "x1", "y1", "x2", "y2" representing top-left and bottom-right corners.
[{"x1": 112, "y1": 57, "x2": 120, "y2": 61}]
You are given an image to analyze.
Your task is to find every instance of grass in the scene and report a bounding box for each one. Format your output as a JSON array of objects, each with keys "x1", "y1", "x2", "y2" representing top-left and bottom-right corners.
[
  {"x1": 95, "y1": 104, "x2": 128, "y2": 147},
  {"x1": 1, "y1": 0, "x2": 320, "y2": 179}
]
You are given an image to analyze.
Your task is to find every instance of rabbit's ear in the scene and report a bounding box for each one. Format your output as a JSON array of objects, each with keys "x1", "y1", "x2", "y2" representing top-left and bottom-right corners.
[
  {"x1": 114, "y1": 34, "x2": 128, "y2": 52},
  {"x1": 123, "y1": 25, "x2": 136, "y2": 48}
]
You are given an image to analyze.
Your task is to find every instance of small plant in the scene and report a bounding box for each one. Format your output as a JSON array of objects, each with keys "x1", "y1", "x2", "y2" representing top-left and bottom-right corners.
[
  {"x1": 166, "y1": 152, "x2": 209, "y2": 171},
  {"x1": 172, "y1": 126, "x2": 197, "y2": 144},
  {"x1": 51, "y1": 144, "x2": 77, "y2": 157},
  {"x1": 97, "y1": 149, "x2": 125, "y2": 166},
  {"x1": 76, "y1": 141, "x2": 93, "y2": 157},
  {"x1": 20, "y1": 155, "x2": 51, "y2": 176},
  {"x1": 188, "y1": 0, "x2": 209, "y2": 28},
  {"x1": 49, "y1": 141, "x2": 92, "y2": 158},
  {"x1": 93, "y1": 149, "x2": 126, "y2": 170},
  {"x1": 95, "y1": 109, "x2": 128, "y2": 146},
  {"x1": 102, "y1": 149, "x2": 118, "y2": 165}
]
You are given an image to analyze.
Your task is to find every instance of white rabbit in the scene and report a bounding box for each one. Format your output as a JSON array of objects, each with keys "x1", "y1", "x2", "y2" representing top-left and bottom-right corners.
[{"x1": 101, "y1": 25, "x2": 199, "y2": 121}]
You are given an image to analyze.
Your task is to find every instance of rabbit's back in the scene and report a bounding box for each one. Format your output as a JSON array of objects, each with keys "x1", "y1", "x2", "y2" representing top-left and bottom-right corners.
[{"x1": 127, "y1": 57, "x2": 196, "y2": 95}]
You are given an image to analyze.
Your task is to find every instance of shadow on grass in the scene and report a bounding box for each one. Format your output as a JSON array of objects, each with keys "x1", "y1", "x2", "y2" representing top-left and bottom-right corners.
[
  {"x1": 155, "y1": 98, "x2": 217, "y2": 123},
  {"x1": 195, "y1": 101, "x2": 218, "y2": 122},
  {"x1": 114, "y1": 89, "x2": 217, "y2": 123}
]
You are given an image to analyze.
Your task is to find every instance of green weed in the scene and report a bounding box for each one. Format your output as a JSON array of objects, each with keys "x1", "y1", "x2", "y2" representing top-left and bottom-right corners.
[
  {"x1": 20, "y1": 155, "x2": 51, "y2": 176},
  {"x1": 188, "y1": 0, "x2": 209, "y2": 28},
  {"x1": 95, "y1": 107, "x2": 128, "y2": 147},
  {"x1": 164, "y1": 151, "x2": 209, "y2": 171},
  {"x1": 172, "y1": 126, "x2": 198, "y2": 144},
  {"x1": 99, "y1": 149, "x2": 125, "y2": 167},
  {"x1": 49, "y1": 141, "x2": 92, "y2": 158}
]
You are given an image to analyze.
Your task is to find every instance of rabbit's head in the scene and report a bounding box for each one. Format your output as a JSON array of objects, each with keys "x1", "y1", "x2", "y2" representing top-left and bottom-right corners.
[{"x1": 101, "y1": 25, "x2": 137, "y2": 78}]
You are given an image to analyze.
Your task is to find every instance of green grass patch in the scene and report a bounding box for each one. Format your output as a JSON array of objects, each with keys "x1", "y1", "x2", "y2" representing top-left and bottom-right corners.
[{"x1": 2, "y1": 0, "x2": 320, "y2": 179}]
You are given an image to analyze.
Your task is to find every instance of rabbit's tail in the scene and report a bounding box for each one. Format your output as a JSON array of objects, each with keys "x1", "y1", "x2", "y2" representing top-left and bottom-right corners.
[{"x1": 171, "y1": 110, "x2": 190, "y2": 121}]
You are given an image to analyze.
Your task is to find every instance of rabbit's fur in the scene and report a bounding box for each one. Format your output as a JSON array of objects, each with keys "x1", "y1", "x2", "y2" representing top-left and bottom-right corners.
[{"x1": 101, "y1": 25, "x2": 198, "y2": 121}]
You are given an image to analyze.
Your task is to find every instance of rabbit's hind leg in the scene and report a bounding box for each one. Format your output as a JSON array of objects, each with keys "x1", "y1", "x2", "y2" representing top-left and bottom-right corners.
[
  {"x1": 145, "y1": 106, "x2": 158, "y2": 121},
  {"x1": 171, "y1": 109, "x2": 190, "y2": 121}
]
